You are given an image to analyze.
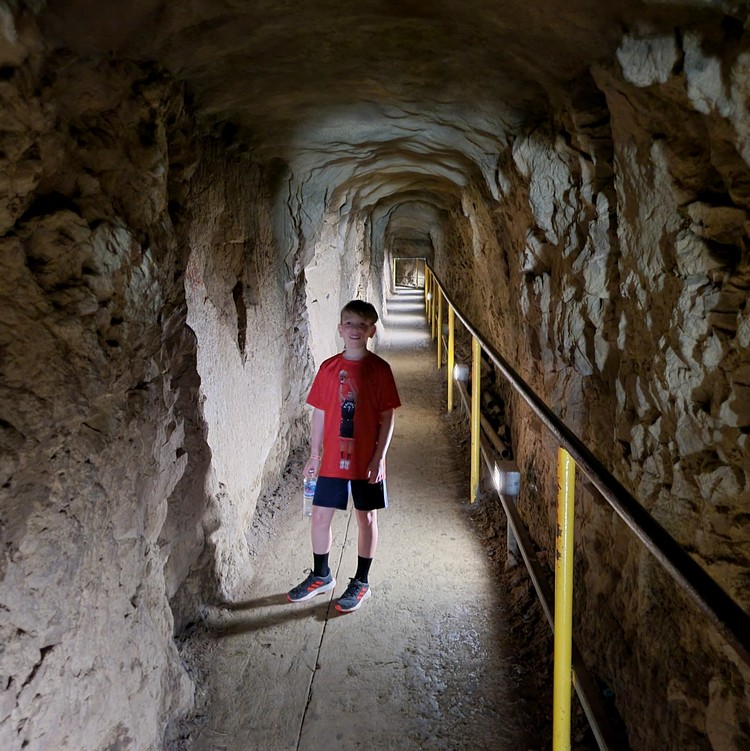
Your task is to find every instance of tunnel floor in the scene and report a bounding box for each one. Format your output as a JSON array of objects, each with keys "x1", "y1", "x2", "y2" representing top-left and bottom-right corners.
[{"x1": 171, "y1": 289, "x2": 547, "y2": 751}]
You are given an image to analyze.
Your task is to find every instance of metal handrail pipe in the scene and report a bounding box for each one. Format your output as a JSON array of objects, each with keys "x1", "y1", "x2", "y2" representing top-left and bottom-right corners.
[{"x1": 428, "y1": 265, "x2": 750, "y2": 668}]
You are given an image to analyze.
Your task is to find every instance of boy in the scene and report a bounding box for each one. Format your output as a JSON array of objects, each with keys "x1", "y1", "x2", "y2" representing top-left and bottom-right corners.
[{"x1": 288, "y1": 300, "x2": 401, "y2": 612}]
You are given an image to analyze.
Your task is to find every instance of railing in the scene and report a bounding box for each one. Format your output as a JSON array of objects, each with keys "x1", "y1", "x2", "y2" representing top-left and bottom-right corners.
[{"x1": 420, "y1": 264, "x2": 750, "y2": 751}]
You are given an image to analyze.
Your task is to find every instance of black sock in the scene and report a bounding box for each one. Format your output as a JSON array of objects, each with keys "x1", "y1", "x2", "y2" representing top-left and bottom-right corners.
[
  {"x1": 313, "y1": 553, "x2": 329, "y2": 578},
  {"x1": 355, "y1": 556, "x2": 372, "y2": 584}
]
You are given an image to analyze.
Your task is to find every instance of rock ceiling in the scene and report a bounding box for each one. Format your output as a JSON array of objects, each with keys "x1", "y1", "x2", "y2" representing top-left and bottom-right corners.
[{"x1": 37, "y1": 0, "x2": 738, "y2": 220}]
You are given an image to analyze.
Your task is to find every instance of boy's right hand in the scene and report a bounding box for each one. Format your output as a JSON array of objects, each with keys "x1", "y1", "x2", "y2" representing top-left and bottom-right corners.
[{"x1": 303, "y1": 455, "x2": 320, "y2": 479}]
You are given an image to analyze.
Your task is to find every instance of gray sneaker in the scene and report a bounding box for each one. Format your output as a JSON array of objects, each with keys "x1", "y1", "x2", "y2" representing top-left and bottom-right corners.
[
  {"x1": 335, "y1": 578, "x2": 371, "y2": 613},
  {"x1": 287, "y1": 571, "x2": 335, "y2": 603}
]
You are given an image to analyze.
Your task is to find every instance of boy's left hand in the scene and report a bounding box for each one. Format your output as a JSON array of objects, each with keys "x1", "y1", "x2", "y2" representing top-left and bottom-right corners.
[{"x1": 367, "y1": 456, "x2": 386, "y2": 483}]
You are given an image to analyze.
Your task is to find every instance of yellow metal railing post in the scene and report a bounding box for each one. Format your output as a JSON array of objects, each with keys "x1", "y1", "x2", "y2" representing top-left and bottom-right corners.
[
  {"x1": 436, "y1": 291, "x2": 443, "y2": 369},
  {"x1": 429, "y1": 273, "x2": 434, "y2": 326},
  {"x1": 430, "y1": 282, "x2": 437, "y2": 341},
  {"x1": 447, "y1": 306, "x2": 455, "y2": 412},
  {"x1": 470, "y1": 335, "x2": 481, "y2": 503},
  {"x1": 553, "y1": 447, "x2": 576, "y2": 751}
]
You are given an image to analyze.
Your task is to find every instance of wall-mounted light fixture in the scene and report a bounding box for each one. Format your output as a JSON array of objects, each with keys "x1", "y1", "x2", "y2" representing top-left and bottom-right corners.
[
  {"x1": 453, "y1": 362, "x2": 470, "y2": 382},
  {"x1": 493, "y1": 461, "x2": 521, "y2": 496}
]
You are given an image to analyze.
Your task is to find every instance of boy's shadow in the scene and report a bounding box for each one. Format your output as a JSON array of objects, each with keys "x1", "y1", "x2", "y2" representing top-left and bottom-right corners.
[
  {"x1": 218, "y1": 594, "x2": 289, "y2": 610},
  {"x1": 206, "y1": 593, "x2": 345, "y2": 637}
]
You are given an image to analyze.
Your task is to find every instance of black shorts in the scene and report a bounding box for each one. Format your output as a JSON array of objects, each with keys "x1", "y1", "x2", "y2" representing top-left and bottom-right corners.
[{"x1": 313, "y1": 476, "x2": 388, "y2": 511}]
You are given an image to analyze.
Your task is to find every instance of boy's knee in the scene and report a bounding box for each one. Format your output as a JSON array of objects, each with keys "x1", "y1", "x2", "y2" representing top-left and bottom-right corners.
[
  {"x1": 311, "y1": 506, "x2": 335, "y2": 526},
  {"x1": 357, "y1": 509, "x2": 377, "y2": 527}
]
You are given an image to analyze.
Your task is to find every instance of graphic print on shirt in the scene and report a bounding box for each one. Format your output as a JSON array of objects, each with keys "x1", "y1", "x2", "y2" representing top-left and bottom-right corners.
[{"x1": 338, "y1": 369, "x2": 357, "y2": 469}]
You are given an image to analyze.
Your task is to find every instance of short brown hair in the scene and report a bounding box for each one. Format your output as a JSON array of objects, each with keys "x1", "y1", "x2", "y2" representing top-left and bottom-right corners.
[{"x1": 341, "y1": 300, "x2": 378, "y2": 324}]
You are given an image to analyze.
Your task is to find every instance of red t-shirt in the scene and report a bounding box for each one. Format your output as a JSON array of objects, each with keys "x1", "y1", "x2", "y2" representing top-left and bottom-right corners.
[{"x1": 307, "y1": 351, "x2": 401, "y2": 480}]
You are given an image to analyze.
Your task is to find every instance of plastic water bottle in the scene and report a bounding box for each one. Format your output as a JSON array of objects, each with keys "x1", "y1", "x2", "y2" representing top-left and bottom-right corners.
[{"x1": 303, "y1": 477, "x2": 316, "y2": 517}]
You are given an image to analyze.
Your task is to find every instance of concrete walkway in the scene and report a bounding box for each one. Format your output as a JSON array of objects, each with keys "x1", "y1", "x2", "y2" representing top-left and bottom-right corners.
[{"x1": 189, "y1": 288, "x2": 525, "y2": 751}]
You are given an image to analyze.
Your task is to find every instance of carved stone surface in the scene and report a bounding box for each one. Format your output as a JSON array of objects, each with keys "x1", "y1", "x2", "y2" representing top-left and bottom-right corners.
[
  {"x1": 440, "y1": 28, "x2": 750, "y2": 751},
  {"x1": 0, "y1": 45, "x2": 197, "y2": 751}
]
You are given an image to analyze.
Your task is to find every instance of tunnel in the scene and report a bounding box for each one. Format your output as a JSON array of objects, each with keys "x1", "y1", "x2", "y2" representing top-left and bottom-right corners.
[{"x1": 1, "y1": 1, "x2": 750, "y2": 749}]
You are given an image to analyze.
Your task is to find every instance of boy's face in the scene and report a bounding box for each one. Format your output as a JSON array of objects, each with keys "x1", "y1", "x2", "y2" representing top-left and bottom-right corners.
[{"x1": 338, "y1": 312, "x2": 376, "y2": 351}]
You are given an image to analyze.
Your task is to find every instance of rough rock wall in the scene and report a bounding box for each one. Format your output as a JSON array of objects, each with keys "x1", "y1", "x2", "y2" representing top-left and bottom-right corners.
[
  {"x1": 306, "y1": 208, "x2": 380, "y2": 363},
  {"x1": 438, "y1": 24, "x2": 750, "y2": 751},
  {"x1": 0, "y1": 14, "x2": 313, "y2": 748},
  {"x1": 0, "y1": 34, "x2": 198, "y2": 751},
  {"x1": 179, "y1": 143, "x2": 311, "y2": 606},
  {"x1": 591, "y1": 27, "x2": 750, "y2": 750}
]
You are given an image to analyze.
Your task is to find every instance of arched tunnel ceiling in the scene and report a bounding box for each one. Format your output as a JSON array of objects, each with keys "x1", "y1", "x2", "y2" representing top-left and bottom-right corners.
[{"x1": 38, "y1": 0, "x2": 734, "y2": 218}]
